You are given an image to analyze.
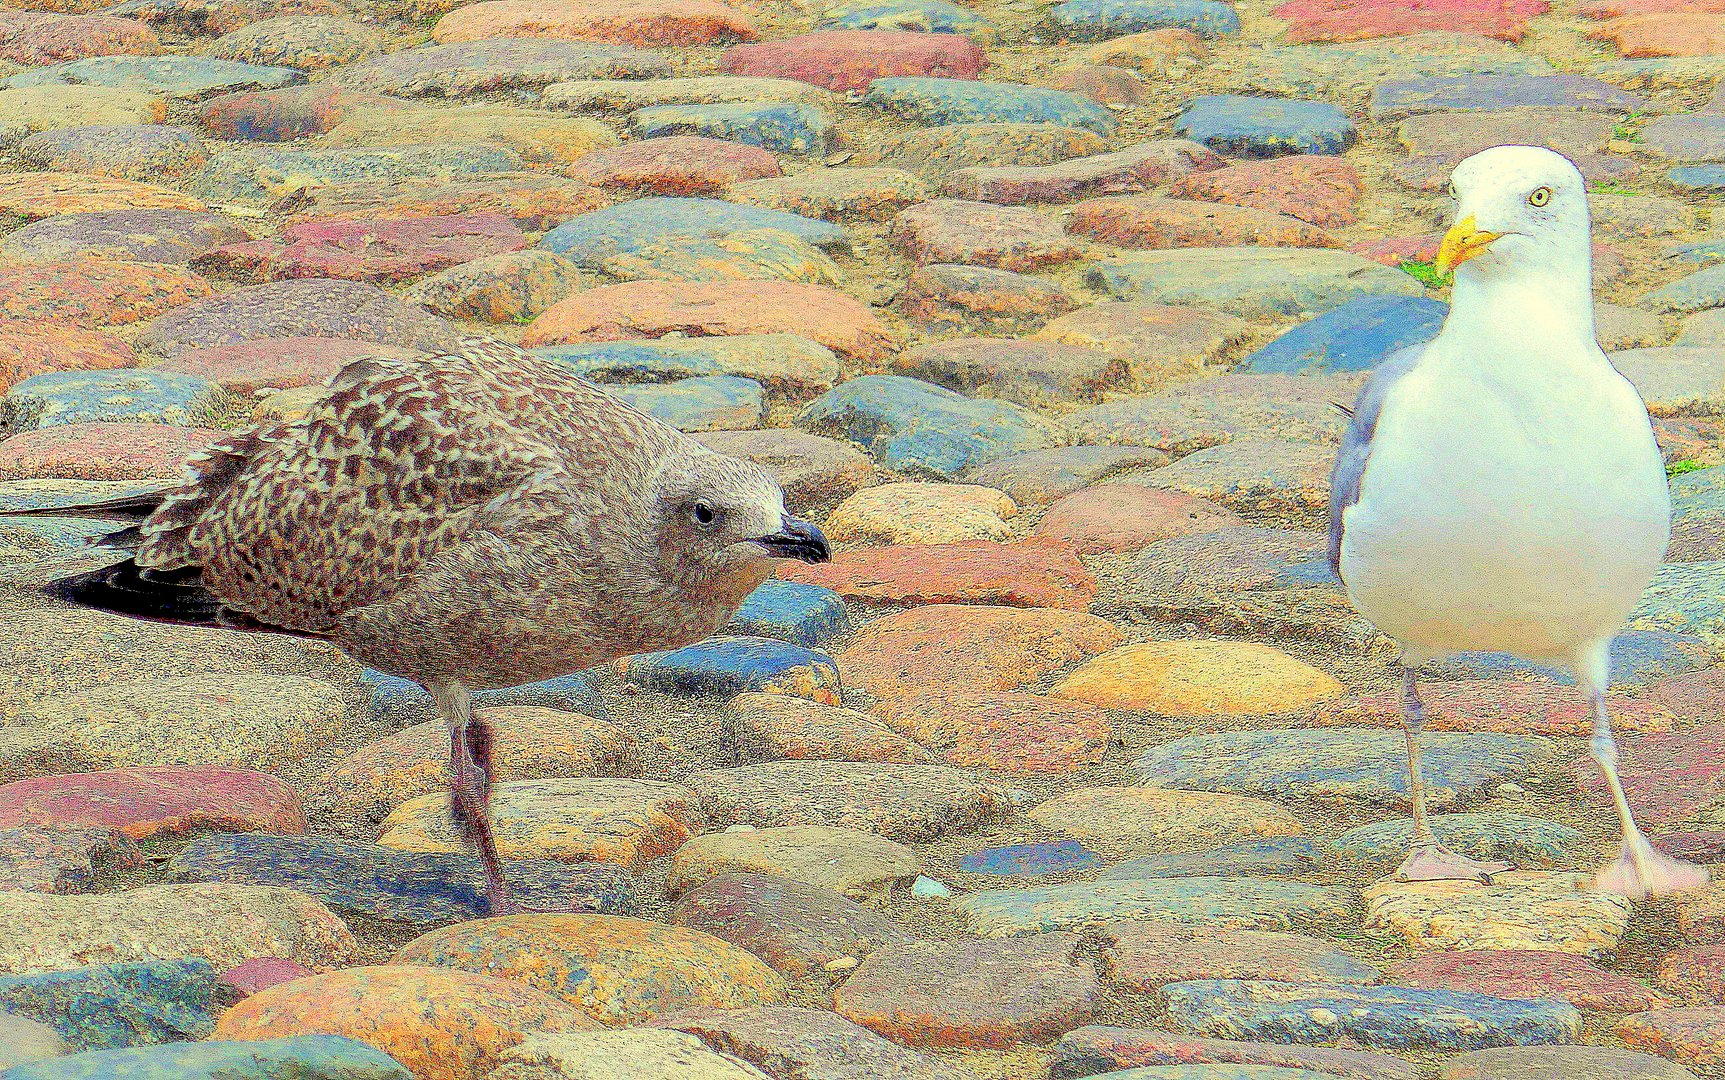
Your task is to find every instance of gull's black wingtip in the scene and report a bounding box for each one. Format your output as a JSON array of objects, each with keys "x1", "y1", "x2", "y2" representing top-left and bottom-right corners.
[
  {"x1": 44, "y1": 559, "x2": 334, "y2": 639},
  {"x1": 45, "y1": 559, "x2": 225, "y2": 625}
]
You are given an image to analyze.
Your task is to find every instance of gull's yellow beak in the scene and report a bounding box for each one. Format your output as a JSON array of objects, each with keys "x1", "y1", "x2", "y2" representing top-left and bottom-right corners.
[{"x1": 1433, "y1": 215, "x2": 1502, "y2": 277}]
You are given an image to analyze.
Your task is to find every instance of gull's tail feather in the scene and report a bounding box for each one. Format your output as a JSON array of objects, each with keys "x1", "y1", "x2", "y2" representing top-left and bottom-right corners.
[
  {"x1": 90, "y1": 524, "x2": 145, "y2": 551},
  {"x1": 17, "y1": 487, "x2": 172, "y2": 519},
  {"x1": 45, "y1": 557, "x2": 330, "y2": 639},
  {"x1": 8, "y1": 485, "x2": 169, "y2": 552},
  {"x1": 47, "y1": 559, "x2": 226, "y2": 626},
  {"x1": 17, "y1": 491, "x2": 212, "y2": 618}
]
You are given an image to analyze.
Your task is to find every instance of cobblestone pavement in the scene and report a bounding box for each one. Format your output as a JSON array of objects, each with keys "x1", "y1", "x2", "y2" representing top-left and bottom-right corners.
[{"x1": 1, "y1": 0, "x2": 1724, "y2": 1075}]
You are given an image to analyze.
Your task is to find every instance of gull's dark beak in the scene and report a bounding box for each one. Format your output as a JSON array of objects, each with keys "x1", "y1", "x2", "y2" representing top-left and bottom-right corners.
[{"x1": 755, "y1": 516, "x2": 830, "y2": 563}]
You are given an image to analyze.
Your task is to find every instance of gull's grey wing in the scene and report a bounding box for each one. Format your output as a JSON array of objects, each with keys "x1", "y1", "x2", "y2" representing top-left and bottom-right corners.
[{"x1": 1329, "y1": 342, "x2": 1427, "y2": 579}]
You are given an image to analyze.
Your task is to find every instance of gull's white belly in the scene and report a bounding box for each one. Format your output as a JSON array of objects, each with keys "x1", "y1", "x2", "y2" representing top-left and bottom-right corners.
[{"x1": 1339, "y1": 363, "x2": 1669, "y2": 664}]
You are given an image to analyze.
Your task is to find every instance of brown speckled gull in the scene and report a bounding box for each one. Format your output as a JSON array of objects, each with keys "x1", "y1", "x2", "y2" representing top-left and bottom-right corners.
[{"x1": 34, "y1": 337, "x2": 830, "y2": 912}]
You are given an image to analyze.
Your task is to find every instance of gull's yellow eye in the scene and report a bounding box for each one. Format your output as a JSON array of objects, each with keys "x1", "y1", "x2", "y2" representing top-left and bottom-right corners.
[{"x1": 1529, "y1": 186, "x2": 1552, "y2": 207}]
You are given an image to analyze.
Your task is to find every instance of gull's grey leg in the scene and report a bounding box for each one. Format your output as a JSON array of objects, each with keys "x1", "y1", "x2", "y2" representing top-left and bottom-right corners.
[
  {"x1": 1394, "y1": 667, "x2": 1514, "y2": 884},
  {"x1": 429, "y1": 678, "x2": 517, "y2": 916},
  {"x1": 1588, "y1": 691, "x2": 1709, "y2": 899}
]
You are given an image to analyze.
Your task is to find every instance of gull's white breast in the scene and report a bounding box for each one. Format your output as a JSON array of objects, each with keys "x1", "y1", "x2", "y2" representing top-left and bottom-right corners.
[{"x1": 1339, "y1": 339, "x2": 1669, "y2": 665}]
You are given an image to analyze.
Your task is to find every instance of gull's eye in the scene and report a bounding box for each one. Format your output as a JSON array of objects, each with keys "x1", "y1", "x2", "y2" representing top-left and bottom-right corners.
[
  {"x1": 691, "y1": 502, "x2": 717, "y2": 526},
  {"x1": 1447, "y1": 181, "x2": 1457, "y2": 199},
  {"x1": 1529, "y1": 186, "x2": 1552, "y2": 207}
]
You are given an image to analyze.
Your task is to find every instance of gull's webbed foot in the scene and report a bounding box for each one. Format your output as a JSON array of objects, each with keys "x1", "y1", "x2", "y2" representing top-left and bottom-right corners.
[
  {"x1": 1396, "y1": 842, "x2": 1514, "y2": 884},
  {"x1": 1594, "y1": 834, "x2": 1710, "y2": 899}
]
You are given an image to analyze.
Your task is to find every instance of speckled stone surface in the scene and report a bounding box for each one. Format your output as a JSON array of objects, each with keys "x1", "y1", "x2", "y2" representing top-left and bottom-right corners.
[
  {"x1": 1133, "y1": 728, "x2": 1555, "y2": 807},
  {"x1": 1, "y1": 369, "x2": 215, "y2": 431},
  {"x1": 1099, "y1": 838, "x2": 1335, "y2": 881},
  {"x1": 0, "y1": 259, "x2": 212, "y2": 329},
  {"x1": 953, "y1": 877, "x2": 1354, "y2": 936},
  {"x1": 0, "y1": 609, "x2": 366, "y2": 710},
  {"x1": 669, "y1": 1005, "x2": 969, "y2": 1080},
  {"x1": 3, "y1": 56, "x2": 305, "y2": 98},
  {"x1": 616, "y1": 636, "x2": 842, "y2": 702},
  {"x1": 539, "y1": 195, "x2": 845, "y2": 265},
  {"x1": 667, "y1": 824, "x2": 921, "y2": 897},
  {"x1": 688, "y1": 760, "x2": 1012, "y2": 841},
  {"x1": 960, "y1": 840, "x2": 1104, "y2": 879},
  {"x1": 670, "y1": 871, "x2": 910, "y2": 979},
  {"x1": 1162, "y1": 980, "x2": 1582, "y2": 1051},
  {"x1": 0, "y1": 960, "x2": 222, "y2": 1051},
  {"x1": 1615, "y1": 1006, "x2": 1725, "y2": 1068},
  {"x1": 1051, "y1": 1026, "x2": 1423, "y2": 1080},
  {"x1": 821, "y1": 483, "x2": 1021, "y2": 541},
  {"x1": 1428, "y1": 629, "x2": 1714, "y2": 689},
  {"x1": 0, "y1": 0, "x2": 1721, "y2": 1072},
  {"x1": 834, "y1": 933, "x2": 1101, "y2": 1048},
  {"x1": 1100, "y1": 924, "x2": 1379, "y2": 990},
  {"x1": 391, "y1": 913, "x2": 788, "y2": 1025},
  {"x1": 797, "y1": 374, "x2": 1061, "y2": 479},
  {"x1": 0, "y1": 1036, "x2": 414, "y2": 1080},
  {"x1": 331, "y1": 39, "x2": 670, "y2": 96},
  {"x1": 865, "y1": 77, "x2": 1117, "y2": 136},
  {"x1": 307, "y1": 705, "x2": 630, "y2": 828},
  {"x1": 1333, "y1": 813, "x2": 1584, "y2": 867},
  {"x1": 777, "y1": 538, "x2": 1097, "y2": 610},
  {"x1": 0, "y1": 826, "x2": 143, "y2": 893},
  {"x1": 1051, "y1": 641, "x2": 1342, "y2": 716},
  {"x1": 632, "y1": 101, "x2": 836, "y2": 154},
  {"x1": 0, "y1": 883, "x2": 357, "y2": 976},
  {"x1": 1176, "y1": 94, "x2": 1357, "y2": 156},
  {"x1": 0, "y1": 673, "x2": 358, "y2": 781},
  {"x1": 1, "y1": 208, "x2": 242, "y2": 264},
  {"x1": 133, "y1": 279, "x2": 462, "y2": 359},
  {"x1": 1439, "y1": 1045, "x2": 1697, "y2": 1080},
  {"x1": 1026, "y1": 786, "x2": 1305, "y2": 858},
  {"x1": 493, "y1": 1029, "x2": 774, "y2": 1080},
  {"x1": 1090, "y1": 248, "x2": 1421, "y2": 318},
  {"x1": 0, "y1": 765, "x2": 304, "y2": 839},
  {"x1": 539, "y1": 334, "x2": 840, "y2": 396},
  {"x1": 1390, "y1": 950, "x2": 1669, "y2": 1013},
  {"x1": 168, "y1": 832, "x2": 643, "y2": 923},
  {"x1": 721, "y1": 692, "x2": 934, "y2": 766},
  {"x1": 212, "y1": 965, "x2": 597, "y2": 1080},
  {"x1": 376, "y1": 777, "x2": 701, "y2": 868},
  {"x1": 837, "y1": 603, "x2": 1122, "y2": 701},
  {"x1": 362, "y1": 671, "x2": 608, "y2": 724},
  {"x1": 1362, "y1": 872, "x2": 1634, "y2": 958}
]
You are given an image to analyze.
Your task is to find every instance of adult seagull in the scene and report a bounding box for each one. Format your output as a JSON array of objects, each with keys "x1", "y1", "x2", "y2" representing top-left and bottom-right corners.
[{"x1": 1330, "y1": 145, "x2": 1708, "y2": 899}]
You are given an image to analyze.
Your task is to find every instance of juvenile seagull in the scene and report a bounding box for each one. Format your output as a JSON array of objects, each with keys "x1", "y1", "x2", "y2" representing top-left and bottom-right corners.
[
  {"x1": 32, "y1": 339, "x2": 830, "y2": 913},
  {"x1": 1330, "y1": 145, "x2": 1707, "y2": 899}
]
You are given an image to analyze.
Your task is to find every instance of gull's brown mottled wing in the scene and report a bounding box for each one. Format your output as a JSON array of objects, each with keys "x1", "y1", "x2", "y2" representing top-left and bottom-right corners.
[{"x1": 134, "y1": 339, "x2": 683, "y2": 635}]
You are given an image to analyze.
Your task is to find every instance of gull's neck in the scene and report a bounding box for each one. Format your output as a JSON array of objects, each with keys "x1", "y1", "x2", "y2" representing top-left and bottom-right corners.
[{"x1": 1444, "y1": 254, "x2": 1598, "y2": 361}]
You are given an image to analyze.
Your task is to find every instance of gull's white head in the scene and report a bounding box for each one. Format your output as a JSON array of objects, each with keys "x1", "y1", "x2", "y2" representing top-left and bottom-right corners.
[{"x1": 1435, "y1": 145, "x2": 1591, "y2": 281}]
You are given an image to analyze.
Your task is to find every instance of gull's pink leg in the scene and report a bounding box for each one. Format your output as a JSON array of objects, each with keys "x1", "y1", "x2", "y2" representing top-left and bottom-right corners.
[
  {"x1": 431, "y1": 680, "x2": 518, "y2": 916},
  {"x1": 1588, "y1": 692, "x2": 1709, "y2": 899},
  {"x1": 464, "y1": 713, "x2": 495, "y2": 816},
  {"x1": 1395, "y1": 668, "x2": 1514, "y2": 884}
]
